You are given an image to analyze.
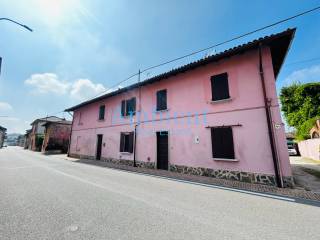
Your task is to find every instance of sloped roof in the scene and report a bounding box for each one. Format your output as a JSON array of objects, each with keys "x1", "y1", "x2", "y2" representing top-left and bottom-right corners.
[
  {"x1": 30, "y1": 116, "x2": 66, "y2": 126},
  {"x1": 42, "y1": 120, "x2": 72, "y2": 127},
  {"x1": 65, "y1": 28, "x2": 296, "y2": 112}
]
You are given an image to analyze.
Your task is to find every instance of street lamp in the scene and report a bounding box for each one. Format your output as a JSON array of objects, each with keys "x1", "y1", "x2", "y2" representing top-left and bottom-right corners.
[
  {"x1": 0, "y1": 18, "x2": 32, "y2": 75},
  {"x1": 0, "y1": 18, "x2": 33, "y2": 32}
]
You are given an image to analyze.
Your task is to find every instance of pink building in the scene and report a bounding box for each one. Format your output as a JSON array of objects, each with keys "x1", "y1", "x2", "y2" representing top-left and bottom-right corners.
[{"x1": 66, "y1": 29, "x2": 296, "y2": 187}]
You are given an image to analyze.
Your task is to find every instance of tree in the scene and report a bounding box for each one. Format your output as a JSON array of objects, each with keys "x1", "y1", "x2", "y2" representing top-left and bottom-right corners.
[{"x1": 280, "y1": 82, "x2": 320, "y2": 140}]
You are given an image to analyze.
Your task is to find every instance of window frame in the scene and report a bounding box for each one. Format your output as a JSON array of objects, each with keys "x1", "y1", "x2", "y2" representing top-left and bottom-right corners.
[
  {"x1": 76, "y1": 136, "x2": 81, "y2": 152},
  {"x1": 121, "y1": 97, "x2": 136, "y2": 117},
  {"x1": 78, "y1": 112, "x2": 82, "y2": 125},
  {"x1": 156, "y1": 89, "x2": 168, "y2": 111},
  {"x1": 119, "y1": 132, "x2": 134, "y2": 153},
  {"x1": 210, "y1": 72, "x2": 230, "y2": 102},
  {"x1": 211, "y1": 126, "x2": 236, "y2": 161},
  {"x1": 98, "y1": 105, "x2": 106, "y2": 121}
]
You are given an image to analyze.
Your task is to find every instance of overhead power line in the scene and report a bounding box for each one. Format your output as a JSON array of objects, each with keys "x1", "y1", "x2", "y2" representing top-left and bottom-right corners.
[
  {"x1": 140, "y1": 5, "x2": 320, "y2": 74},
  {"x1": 45, "y1": 5, "x2": 320, "y2": 116},
  {"x1": 285, "y1": 57, "x2": 320, "y2": 66},
  {"x1": 82, "y1": 5, "x2": 320, "y2": 103}
]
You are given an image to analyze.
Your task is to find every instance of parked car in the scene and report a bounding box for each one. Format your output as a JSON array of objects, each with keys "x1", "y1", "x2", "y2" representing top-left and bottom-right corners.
[{"x1": 287, "y1": 145, "x2": 297, "y2": 156}]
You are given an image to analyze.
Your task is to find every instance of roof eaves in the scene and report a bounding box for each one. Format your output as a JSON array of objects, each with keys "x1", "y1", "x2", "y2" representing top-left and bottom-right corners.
[{"x1": 65, "y1": 28, "x2": 296, "y2": 112}]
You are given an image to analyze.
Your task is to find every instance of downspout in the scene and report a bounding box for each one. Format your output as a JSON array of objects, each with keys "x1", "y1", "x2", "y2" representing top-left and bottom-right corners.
[
  {"x1": 258, "y1": 44, "x2": 283, "y2": 188},
  {"x1": 133, "y1": 70, "x2": 141, "y2": 168},
  {"x1": 67, "y1": 111, "x2": 74, "y2": 157},
  {"x1": 133, "y1": 124, "x2": 137, "y2": 167}
]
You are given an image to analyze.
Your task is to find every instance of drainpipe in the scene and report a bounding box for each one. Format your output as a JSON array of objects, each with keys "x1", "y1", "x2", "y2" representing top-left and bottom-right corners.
[
  {"x1": 67, "y1": 111, "x2": 74, "y2": 157},
  {"x1": 133, "y1": 124, "x2": 137, "y2": 167},
  {"x1": 258, "y1": 44, "x2": 283, "y2": 188},
  {"x1": 133, "y1": 70, "x2": 141, "y2": 168}
]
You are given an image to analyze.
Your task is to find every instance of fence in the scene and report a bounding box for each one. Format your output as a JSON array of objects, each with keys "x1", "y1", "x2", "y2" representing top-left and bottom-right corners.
[{"x1": 298, "y1": 138, "x2": 320, "y2": 160}]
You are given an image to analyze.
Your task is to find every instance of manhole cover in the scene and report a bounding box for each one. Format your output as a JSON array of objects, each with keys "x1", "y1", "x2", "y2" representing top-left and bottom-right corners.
[{"x1": 67, "y1": 225, "x2": 79, "y2": 232}]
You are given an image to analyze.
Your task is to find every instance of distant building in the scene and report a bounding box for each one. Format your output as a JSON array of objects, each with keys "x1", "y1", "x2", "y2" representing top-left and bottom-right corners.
[
  {"x1": 0, "y1": 126, "x2": 7, "y2": 148},
  {"x1": 29, "y1": 116, "x2": 66, "y2": 151},
  {"x1": 17, "y1": 135, "x2": 25, "y2": 147},
  {"x1": 6, "y1": 133, "x2": 23, "y2": 146},
  {"x1": 24, "y1": 129, "x2": 32, "y2": 149},
  {"x1": 41, "y1": 120, "x2": 72, "y2": 154}
]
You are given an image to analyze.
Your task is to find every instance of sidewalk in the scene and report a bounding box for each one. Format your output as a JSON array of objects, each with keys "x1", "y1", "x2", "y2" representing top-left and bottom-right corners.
[
  {"x1": 290, "y1": 156, "x2": 320, "y2": 193},
  {"x1": 49, "y1": 154, "x2": 320, "y2": 202}
]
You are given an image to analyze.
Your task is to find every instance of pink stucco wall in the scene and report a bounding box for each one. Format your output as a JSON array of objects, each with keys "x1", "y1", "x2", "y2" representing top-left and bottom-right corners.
[
  {"x1": 298, "y1": 139, "x2": 320, "y2": 160},
  {"x1": 69, "y1": 46, "x2": 292, "y2": 178}
]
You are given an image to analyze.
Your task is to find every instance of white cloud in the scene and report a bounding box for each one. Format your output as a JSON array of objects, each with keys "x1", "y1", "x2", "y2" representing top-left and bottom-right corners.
[
  {"x1": 284, "y1": 64, "x2": 320, "y2": 85},
  {"x1": 0, "y1": 117, "x2": 29, "y2": 134},
  {"x1": 25, "y1": 73, "x2": 70, "y2": 94},
  {"x1": 24, "y1": 73, "x2": 116, "y2": 102},
  {"x1": 0, "y1": 102, "x2": 13, "y2": 111},
  {"x1": 70, "y1": 79, "x2": 106, "y2": 101}
]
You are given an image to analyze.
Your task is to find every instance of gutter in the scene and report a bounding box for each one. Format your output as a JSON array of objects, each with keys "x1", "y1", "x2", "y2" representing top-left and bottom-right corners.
[
  {"x1": 67, "y1": 112, "x2": 74, "y2": 157},
  {"x1": 258, "y1": 44, "x2": 283, "y2": 188}
]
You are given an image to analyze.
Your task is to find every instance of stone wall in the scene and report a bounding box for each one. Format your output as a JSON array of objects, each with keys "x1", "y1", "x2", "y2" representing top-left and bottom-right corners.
[
  {"x1": 68, "y1": 153, "x2": 294, "y2": 187},
  {"x1": 169, "y1": 164, "x2": 294, "y2": 187}
]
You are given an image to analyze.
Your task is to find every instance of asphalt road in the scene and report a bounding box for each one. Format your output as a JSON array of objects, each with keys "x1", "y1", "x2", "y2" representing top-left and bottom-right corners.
[{"x1": 0, "y1": 147, "x2": 319, "y2": 240}]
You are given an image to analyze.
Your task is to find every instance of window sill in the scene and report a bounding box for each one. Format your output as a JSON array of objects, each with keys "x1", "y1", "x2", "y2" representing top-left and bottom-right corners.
[
  {"x1": 213, "y1": 158, "x2": 238, "y2": 162},
  {"x1": 155, "y1": 109, "x2": 169, "y2": 113},
  {"x1": 121, "y1": 113, "x2": 136, "y2": 118},
  {"x1": 210, "y1": 98, "x2": 232, "y2": 104},
  {"x1": 97, "y1": 119, "x2": 105, "y2": 122},
  {"x1": 120, "y1": 152, "x2": 132, "y2": 155}
]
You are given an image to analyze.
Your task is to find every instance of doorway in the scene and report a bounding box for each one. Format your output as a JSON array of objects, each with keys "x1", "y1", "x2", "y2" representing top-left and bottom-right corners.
[
  {"x1": 96, "y1": 134, "x2": 103, "y2": 160},
  {"x1": 156, "y1": 131, "x2": 168, "y2": 170}
]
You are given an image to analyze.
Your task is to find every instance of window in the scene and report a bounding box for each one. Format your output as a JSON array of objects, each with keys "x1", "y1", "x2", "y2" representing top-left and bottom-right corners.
[
  {"x1": 211, "y1": 127, "x2": 235, "y2": 159},
  {"x1": 98, "y1": 105, "x2": 105, "y2": 120},
  {"x1": 76, "y1": 136, "x2": 81, "y2": 152},
  {"x1": 121, "y1": 98, "x2": 136, "y2": 116},
  {"x1": 211, "y1": 72, "x2": 230, "y2": 101},
  {"x1": 78, "y1": 112, "x2": 82, "y2": 125},
  {"x1": 120, "y1": 132, "x2": 134, "y2": 153},
  {"x1": 156, "y1": 89, "x2": 167, "y2": 111}
]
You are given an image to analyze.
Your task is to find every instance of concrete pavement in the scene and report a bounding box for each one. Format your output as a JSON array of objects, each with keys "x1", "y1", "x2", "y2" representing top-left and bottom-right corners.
[
  {"x1": 1, "y1": 147, "x2": 320, "y2": 240},
  {"x1": 290, "y1": 156, "x2": 320, "y2": 193}
]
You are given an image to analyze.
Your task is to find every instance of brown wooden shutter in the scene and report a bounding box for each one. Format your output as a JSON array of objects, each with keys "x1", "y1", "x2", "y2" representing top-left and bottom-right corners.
[
  {"x1": 156, "y1": 89, "x2": 167, "y2": 111},
  {"x1": 120, "y1": 133, "x2": 125, "y2": 152},
  {"x1": 211, "y1": 127, "x2": 235, "y2": 159},
  {"x1": 211, "y1": 73, "x2": 230, "y2": 101},
  {"x1": 131, "y1": 98, "x2": 136, "y2": 115},
  {"x1": 121, "y1": 100, "x2": 126, "y2": 116},
  {"x1": 128, "y1": 132, "x2": 134, "y2": 153},
  {"x1": 99, "y1": 105, "x2": 105, "y2": 120}
]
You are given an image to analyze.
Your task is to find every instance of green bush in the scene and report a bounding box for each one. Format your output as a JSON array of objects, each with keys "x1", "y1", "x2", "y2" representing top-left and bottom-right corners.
[
  {"x1": 35, "y1": 135, "x2": 44, "y2": 151},
  {"x1": 280, "y1": 82, "x2": 320, "y2": 140},
  {"x1": 296, "y1": 117, "x2": 319, "y2": 141}
]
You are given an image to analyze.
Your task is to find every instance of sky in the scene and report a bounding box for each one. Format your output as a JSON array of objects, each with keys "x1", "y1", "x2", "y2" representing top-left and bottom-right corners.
[{"x1": 0, "y1": 0, "x2": 320, "y2": 133}]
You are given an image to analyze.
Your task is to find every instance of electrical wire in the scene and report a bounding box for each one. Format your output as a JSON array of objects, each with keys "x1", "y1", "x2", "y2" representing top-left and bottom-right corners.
[
  {"x1": 76, "y1": 5, "x2": 320, "y2": 104},
  {"x1": 43, "y1": 5, "x2": 320, "y2": 117}
]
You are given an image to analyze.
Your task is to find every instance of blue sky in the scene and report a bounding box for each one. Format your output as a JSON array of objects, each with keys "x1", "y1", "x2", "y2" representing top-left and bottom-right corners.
[{"x1": 0, "y1": 0, "x2": 320, "y2": 133}]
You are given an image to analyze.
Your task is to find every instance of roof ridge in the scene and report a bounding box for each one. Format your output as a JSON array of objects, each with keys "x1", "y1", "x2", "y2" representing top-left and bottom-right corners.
[{"x1": 65, "y1": 28, "x2": 296, "y2": 112}]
